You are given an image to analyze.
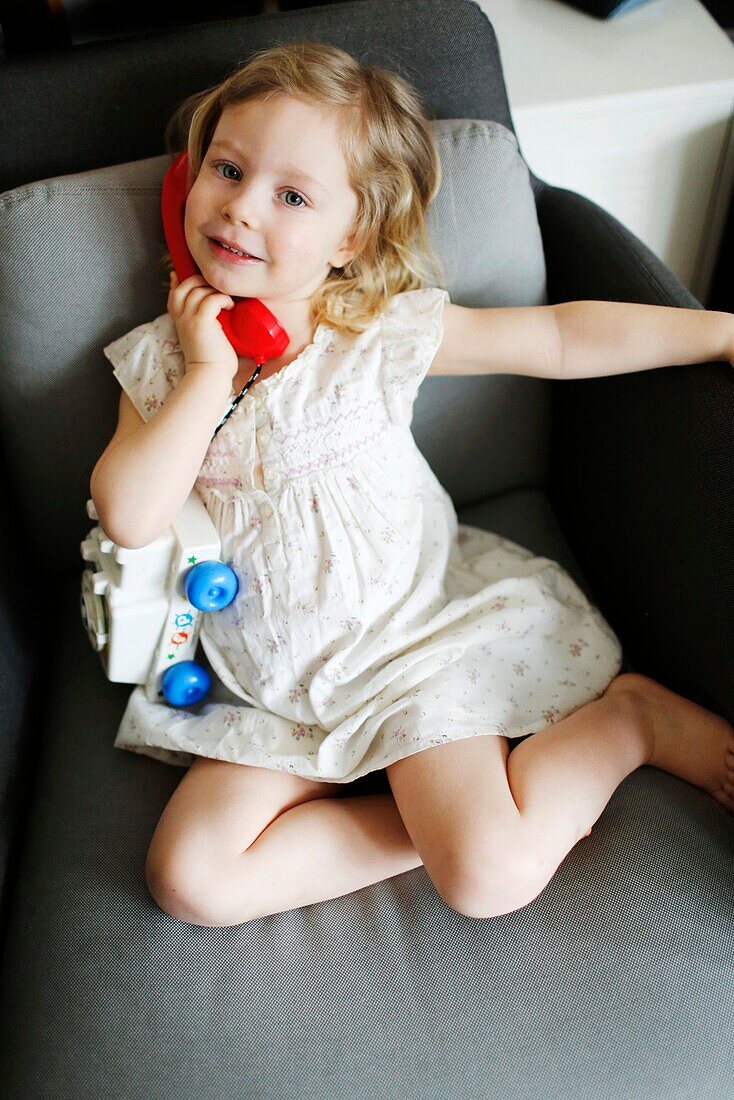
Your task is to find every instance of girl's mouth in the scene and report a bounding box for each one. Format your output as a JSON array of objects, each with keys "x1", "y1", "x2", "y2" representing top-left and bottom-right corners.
[{"x1": 208, "y1": 238, "x2": 264, "y2": 265}]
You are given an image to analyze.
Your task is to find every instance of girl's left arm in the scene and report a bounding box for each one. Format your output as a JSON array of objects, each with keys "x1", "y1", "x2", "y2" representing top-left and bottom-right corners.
[
  {"x1": 429, "y1": 300, "x2": 733, "y2": 380},
  {"x1": 554, "y1": 300, "x2": 734, "y2": 381}
]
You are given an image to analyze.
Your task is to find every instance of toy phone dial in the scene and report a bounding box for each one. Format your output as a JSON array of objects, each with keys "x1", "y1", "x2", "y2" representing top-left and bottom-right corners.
[
  {"x1": 80, "y1": 490, "x2": 243, "y2": 708},
  {"x1": 162, "y1": 149, "x2": 289, "y2": 431}
]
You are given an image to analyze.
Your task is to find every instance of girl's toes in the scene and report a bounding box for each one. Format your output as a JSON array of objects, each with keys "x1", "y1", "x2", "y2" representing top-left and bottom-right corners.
[{"x1": 713, "y1": 788, "x2": 734, "y2": 813}]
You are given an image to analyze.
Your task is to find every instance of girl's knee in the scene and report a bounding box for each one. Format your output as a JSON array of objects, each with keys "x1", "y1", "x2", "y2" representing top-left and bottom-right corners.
[
  {"x1": 145, "y1": 845, "x2": 228, "y2": 926},
  {"x1": 432, "y1": 834, "x2": 549, "y2": 919}
]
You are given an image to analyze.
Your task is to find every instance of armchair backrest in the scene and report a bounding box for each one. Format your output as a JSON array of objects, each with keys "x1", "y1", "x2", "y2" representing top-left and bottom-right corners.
[{"x1": 0, "y1": 1, "x2": 551, "y2": 577}]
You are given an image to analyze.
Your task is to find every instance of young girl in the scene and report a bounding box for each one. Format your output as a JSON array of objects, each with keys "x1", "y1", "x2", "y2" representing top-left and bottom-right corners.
[{"x1": 91, "y1": 40, "x2": 734, "y2": 929}]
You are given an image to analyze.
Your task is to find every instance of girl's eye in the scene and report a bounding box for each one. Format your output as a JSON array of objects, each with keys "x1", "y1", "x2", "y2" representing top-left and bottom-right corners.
[
  {"x1": 280, "y1": 189, "x2": 306, "y2": 208},
  {"x1": 215, "y1": 161, "x2": 240, "y2": 182},
  {"x1": 212, "y1": 162, "x2": 307, "y2": 207}
]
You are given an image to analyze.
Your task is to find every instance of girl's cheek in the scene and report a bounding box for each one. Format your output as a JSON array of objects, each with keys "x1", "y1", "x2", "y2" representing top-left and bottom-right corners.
[
  {"x1": 282, "y1": 225, "x2": 313, "y2": 256},
  {"x1": 183, "y1": 203, "x2": 200, "y2": 256}
]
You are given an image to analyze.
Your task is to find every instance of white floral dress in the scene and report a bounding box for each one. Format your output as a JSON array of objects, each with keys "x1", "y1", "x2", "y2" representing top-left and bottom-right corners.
[{"x1": 102, "y1": 287, "x2": 623, "y2": 783}]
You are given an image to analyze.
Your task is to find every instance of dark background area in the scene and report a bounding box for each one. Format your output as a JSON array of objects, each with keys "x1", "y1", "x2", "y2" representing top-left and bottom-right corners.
[
  {"x1": 0, "y1": 0, "x2": 731, "y2": 311},
  {"x1": 0, "y1": 0, "x2": 729, "y2": 55}
]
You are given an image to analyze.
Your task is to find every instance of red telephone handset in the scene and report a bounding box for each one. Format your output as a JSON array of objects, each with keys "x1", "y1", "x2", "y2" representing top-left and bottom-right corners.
[{"x1": 161, "y1": 150, "x2": 289, "y2": 365}]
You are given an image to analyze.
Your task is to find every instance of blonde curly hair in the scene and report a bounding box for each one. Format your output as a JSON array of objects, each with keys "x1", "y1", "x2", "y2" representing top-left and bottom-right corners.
[{"x1": 160, "y1": 39, "x2": 446, "y2": 337}]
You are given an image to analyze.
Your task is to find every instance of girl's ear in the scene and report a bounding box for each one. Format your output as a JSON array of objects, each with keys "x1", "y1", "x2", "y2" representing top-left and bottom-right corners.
[{"x1": 330, "y1": 229, "x2": 361, "y2": 270}]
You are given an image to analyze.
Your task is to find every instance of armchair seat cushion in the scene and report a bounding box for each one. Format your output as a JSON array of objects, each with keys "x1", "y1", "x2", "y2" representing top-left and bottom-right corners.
[{"x1": 2, "y1": 487, "x2": 732, "y2": 1098}]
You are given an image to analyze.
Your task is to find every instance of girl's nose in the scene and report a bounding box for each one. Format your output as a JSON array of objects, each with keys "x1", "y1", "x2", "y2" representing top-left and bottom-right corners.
[{"x1": 221, "y1": 184, "x2": 260, "y2": 227}]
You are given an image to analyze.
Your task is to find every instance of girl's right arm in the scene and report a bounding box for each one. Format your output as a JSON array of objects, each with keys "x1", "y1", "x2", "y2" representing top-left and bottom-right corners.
[
  {"x1": 90, "y1": 365, "x2": 233, "y2": 548},
  {"x1": 90, "y1": 273, "x2": 239, "y2": 549}
]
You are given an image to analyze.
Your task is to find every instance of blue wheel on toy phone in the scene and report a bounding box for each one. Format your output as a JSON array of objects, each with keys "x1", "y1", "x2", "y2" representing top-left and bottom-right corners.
[
  {"x1": 161, "y1": 660, "x2": 212, "y2": 706},
  {"x1": 184, "y1": 560, "x2": 239, "y2": 611}
]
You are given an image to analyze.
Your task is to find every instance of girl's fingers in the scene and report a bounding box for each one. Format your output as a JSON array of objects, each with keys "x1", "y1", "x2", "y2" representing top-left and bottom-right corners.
[
  {"x1": 199, "y1": 291, "x2": 235, "y2": 312},
  {"x1": 166, "y1": 273, "x2": 232, "y2": 311},
  {"x1": 176, "y1": 283, "x2": 217, "y2": 311},
  {"x1": 177, "y1": 285, "x2": 233, "y2": 313},
  {"x1": 169, "y1": 272, "x2": 205, "y2": 296},
  {"x1": 169, "y1": 283, "x2": 234, "y2": 320}
]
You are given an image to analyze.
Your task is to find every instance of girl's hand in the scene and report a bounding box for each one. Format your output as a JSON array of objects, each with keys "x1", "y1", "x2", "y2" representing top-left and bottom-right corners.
[{"x1": 167, "y1": 271, "x2": 238, "y2": 380}]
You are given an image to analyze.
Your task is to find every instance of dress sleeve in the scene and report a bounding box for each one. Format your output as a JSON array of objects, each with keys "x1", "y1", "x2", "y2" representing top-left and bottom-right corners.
[
  {"x1": 380, "y1": 286, "x2": 450, "y2": 428},
  {"x1": 102, "y1": 312, "x2": 185, "y2": 422}
]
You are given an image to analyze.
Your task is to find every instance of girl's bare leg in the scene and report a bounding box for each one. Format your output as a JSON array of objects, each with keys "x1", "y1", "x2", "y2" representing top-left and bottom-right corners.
[
  {"x1": 622, "y1": 674, "x2": 734, "y2": 814},
  {"x1": 179, "y1": 791, "x2": 423, "y2": 927},
  {"x1": 502, "y1": 673, "x2": 734, "y2": 904},
  {"x1": 191, "y1": 683, "x2": 628, "y2": 928},
  {"x1": 371, "y1": 671, "x2": 732, "y2": 921},
  {"x1": 171, "y1": 673, "x2": 733, "y2": 928}
]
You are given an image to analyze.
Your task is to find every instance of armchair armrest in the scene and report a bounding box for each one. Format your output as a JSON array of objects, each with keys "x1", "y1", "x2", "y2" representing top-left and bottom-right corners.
[
  {"x1": 535, "y1": 182, "x2": 733, "y2": 720},
  {"x1": 0, "y1": 461, "x2": 44, "y2": 949}
]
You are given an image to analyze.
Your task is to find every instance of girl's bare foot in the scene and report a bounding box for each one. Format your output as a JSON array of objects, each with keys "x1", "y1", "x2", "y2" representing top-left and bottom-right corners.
[{"x1": 606, "y1": 673, "x2": 734, "y2": 816}]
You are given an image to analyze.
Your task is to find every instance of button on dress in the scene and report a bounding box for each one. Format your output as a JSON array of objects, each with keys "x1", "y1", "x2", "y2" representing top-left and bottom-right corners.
[{"x1": 102, "y1": 287, "x2": 623, "y2": 783}]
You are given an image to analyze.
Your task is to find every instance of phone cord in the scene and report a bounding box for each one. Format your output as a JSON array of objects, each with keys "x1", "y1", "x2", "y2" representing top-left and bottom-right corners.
[{"x1": 210, "y1": 361, "x2": 264, "y2": 439}]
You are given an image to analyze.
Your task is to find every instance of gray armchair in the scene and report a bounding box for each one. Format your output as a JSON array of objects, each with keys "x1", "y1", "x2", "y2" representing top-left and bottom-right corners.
[{"x1": 1, "y1": 2, "x2": 732, "y2": 1097}]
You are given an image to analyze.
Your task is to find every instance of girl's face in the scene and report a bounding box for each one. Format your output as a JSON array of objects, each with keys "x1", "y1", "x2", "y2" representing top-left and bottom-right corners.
[{"x1": 184, "y1": 95, "x2": 360, "y2": 315}]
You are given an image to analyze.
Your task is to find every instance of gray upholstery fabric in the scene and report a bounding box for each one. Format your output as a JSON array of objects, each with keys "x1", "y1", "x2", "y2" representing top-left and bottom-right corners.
[
  {"x1": 0, "y1": 0, "x2": 519, "y2": 197},
  {"x1": 0, "y1": 117, "x2": 546, "y2": 568},
  {"x1": 538, "y1": 182, "x2": 734, "y2": 724},
  {"x1": 4, "y1": 499, "x2": 733, "y2": 1100},
  {"x1": 1, "y1": 1, "x2": 732, "y2": 1097},
  {"x1": 429, "y1": 118, "x2": 547, "y2": 305},
  {"x1": 0, "y1": 0, "x2": 535, "y2": 954}
]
